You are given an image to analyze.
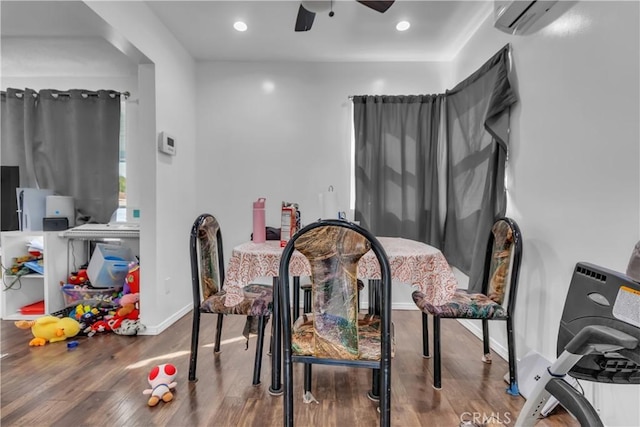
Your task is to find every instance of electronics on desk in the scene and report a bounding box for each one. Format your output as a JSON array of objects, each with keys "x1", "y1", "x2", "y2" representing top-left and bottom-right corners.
[
  {"x1": 1, "y1": 166, "x2": 20, "y2": 231},
  {"x1": 46, "y1": 195, "x2": 75, "y2": 227},
  {"x1": 158, "y1": 131, "x2": 176, "y2": 156},
  {"x1": 43, "y1": 217, "x2": 69, "y2": 231},
  {"x1": 16, "y1": 188, "x2": 54, "y2": 231}
]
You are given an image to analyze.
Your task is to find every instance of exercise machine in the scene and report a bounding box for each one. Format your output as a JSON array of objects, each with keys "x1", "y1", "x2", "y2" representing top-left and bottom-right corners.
[{"x1": 515, "y1": 262, "x2": 640, "y2": 426}]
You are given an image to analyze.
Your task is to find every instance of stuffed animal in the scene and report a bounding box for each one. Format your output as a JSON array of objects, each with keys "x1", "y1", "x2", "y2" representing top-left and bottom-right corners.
[
  {"x1": 125, "y1": 262, "x2": 140, "y2": 294},
  {"x1": 68, "y1": 269, "x2": 89, "y2": 286},
  {"x1": 116, "y1": 293, "x2": 139, "y2": 317},
  {"x1": 88, "y1": 320, "x2": 111, "y2": 337},
  {"x1": 15, "y1": 316, "x2": 81, "y2": 346},
  {"x1": 109, "y1": 292, "x2": 145, "y2": 335},
  {"x1": 143, "y1": 363, "x2": 178, "y2": 406},
  {"x1": 108, "y1": 316, "x2": 146, "y2": 336}
]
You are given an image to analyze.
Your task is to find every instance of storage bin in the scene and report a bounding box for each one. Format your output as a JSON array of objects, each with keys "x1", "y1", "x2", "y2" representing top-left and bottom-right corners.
[
  {"x1": 87, "y1": 243, "x2": 134, "y2": 288},
  {"x1": 61, "y1": 284, "x2": 121, "y2": 307}
]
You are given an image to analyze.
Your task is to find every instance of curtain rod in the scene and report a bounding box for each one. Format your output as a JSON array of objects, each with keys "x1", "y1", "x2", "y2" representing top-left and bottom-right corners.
[{"x1": 6, "y1": 90, "x2": 130, "y2": 99}]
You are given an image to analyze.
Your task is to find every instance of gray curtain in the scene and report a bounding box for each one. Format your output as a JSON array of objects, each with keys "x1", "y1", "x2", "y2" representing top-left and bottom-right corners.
[
  {"x1": 1, "y1": 88, "x2": 38, "y2": 187},
  {"x1": 353, "y1": 94, "x2": 444, "y2": 247},
  {"x1": 442, "y1": 45, "x2": 517, "y2": 292},
  {"x1": 1, "y1": 88, "x2": 121, "y2": 224}
]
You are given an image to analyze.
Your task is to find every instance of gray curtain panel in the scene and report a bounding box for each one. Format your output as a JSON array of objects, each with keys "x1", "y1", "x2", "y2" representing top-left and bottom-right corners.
[
  {"x1": 1, "y1": 88, "x2": 38, "y2": 187},
  {"x1": 1, "y1": 88, "x2": 121, "y2": 224},
  {"x1": 353, "y1": 94, "x2": 444, "y2": 247},
  {"x1": 442, "y1": 45, "x2": 517, "y2": 292}
]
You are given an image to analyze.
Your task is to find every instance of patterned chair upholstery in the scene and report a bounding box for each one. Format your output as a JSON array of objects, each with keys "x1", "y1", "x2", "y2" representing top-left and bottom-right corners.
[
  {"x1": 412, "y1": 217, "x2": 523, "y2": 394},
  {"x1": 188, "y1": 214, "x2": 272, "y2": 385},
  {"x1": 279, "y1": 220, "x2": 393, "y2": 427}
]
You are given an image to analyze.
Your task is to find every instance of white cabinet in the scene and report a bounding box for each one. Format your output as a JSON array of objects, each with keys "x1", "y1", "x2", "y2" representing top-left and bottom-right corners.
[{"x1": 0, "y1": 231, "x2": 67, "y2": 320}]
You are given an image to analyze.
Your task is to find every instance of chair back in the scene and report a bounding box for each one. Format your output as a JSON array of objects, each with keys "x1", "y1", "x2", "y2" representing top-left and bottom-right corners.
[
  {"x1": 190, "y1": 214, "x2": 225, "y2": 304},
  {"x1": 482, "y1": 217, "x2": 523, "y2": 314},
  {"x1": 294, "y1": 225, "x2": 371, "y2": 359},
  {"x1": 279, "y1": 219, "x2": 393, "y2": 425}
]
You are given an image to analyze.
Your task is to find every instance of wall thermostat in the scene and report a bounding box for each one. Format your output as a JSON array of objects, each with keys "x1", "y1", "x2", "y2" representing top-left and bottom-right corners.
[{"x1": 159, "y1": 131, "x2": 176, "y2": 156}]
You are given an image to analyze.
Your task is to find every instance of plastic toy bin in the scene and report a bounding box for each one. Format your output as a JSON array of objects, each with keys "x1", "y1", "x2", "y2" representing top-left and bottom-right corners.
[
  {"x1": 61, "y1": 285, "x2": 121, "y2": 307},
  {"x1": 87, "y1": 243, "x2": 134, "y2": 288}
]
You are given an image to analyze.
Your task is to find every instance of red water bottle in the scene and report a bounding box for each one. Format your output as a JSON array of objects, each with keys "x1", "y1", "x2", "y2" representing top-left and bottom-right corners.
[{"x1": 252, "y1": 198, "x2": 266, "y2": 243}]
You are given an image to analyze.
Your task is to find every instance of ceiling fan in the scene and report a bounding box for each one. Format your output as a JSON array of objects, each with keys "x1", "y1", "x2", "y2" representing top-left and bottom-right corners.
[{"x1": 295, "y1": 1, "x2": 395, "y2": 32}]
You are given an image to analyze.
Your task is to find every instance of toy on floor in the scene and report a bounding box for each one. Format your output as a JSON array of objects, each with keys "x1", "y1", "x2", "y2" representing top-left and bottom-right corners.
[
  {"x1": 104, "y1": 261, "x2": 145, "y2": 336},
  {"x1": 116, "y1": 292, "x2": 139, "y2": 317},
  {"x1": 15, "y1": 315, "x2": 81, "y2": 346},
  {"x1": 143, "y1": 363, "x2": 178, "y2": 406},
  {"x1": 109, "y1": 292, "x2": 145, "y2": 335},
  {"x1": 125, "y1": 262, "x2": 140, "y2": 294}
]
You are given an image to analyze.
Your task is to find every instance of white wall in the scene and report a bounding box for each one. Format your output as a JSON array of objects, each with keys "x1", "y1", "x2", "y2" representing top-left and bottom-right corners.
[
  {"x1": 86, "y1": 2, "x2": 198, "y2": 333},
  {"x1": 195, "y1": 60, "x2": 452, "y2": 307},
  {"x1": 453, "y1": 2, "x2": 640, "y2": 425}
]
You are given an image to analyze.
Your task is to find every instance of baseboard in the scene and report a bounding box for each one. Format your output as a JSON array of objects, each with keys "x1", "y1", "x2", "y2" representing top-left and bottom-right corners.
[
  {"x1": 139, "y1": 303, "x2": 192, "y2": 336},
  {"x1": 140, "y1": 301, "x2": 418, "y2": 336},
  {"x1": 457, "y1": 319, "x2": 509, "y2": 361},
  {"x1": 356, "y1": 301, "x2": 419, "y2": 311},
  {"x1": 391, "y1": 302, "x2": 420, "y2": 310}
]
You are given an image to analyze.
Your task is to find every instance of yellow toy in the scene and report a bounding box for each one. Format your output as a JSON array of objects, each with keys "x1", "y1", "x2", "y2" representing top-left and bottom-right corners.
[{"x1": 15, "y1": 315, "x2": 81, "y2": 346}]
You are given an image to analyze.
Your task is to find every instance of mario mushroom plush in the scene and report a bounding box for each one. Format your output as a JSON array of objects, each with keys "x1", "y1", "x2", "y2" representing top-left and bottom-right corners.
[{"x1": 143, "y1": 363, "x2": 178, "y2": 406}]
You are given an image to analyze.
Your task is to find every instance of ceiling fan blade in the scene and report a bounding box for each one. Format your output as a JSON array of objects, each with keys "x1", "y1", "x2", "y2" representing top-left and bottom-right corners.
[
  {"x1": 295, "y1": 4, "x2": 316, "y2": 32},
  {"x1": 356, "y1": 1, "x2": 395, "y2": 13}
]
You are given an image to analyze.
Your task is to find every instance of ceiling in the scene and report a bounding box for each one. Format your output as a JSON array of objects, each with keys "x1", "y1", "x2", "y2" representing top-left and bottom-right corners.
[
  {"x1": 145, "y1": 0, "x2": 493, "y2": 62},
  {"x1": 1, "y1": 0, "x2": 493, "y2": 67},
  {"x1": 1, "y1": 1, "x2": 140, "y2": 77}
]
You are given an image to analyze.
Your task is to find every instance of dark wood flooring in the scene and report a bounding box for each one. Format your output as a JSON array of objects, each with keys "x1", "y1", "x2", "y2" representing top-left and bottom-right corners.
[{"x1": 0, "y1": 310, "x2": 578, "y2": 426}]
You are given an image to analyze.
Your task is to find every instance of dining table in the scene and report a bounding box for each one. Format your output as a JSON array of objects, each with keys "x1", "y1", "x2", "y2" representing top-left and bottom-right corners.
[{"x1": 223, "y1": 236, "x2": 459, "y2": 395}]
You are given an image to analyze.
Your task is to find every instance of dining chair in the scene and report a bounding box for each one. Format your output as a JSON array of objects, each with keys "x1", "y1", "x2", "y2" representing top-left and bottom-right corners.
[
  {"x1": 279, "y1": 219, "x2": 393, "y2": 427},
  {"x1": 299, "y1": 279, "x2": 365, "y2": 318},
  {"x1": 412, "y1": 217, "x2": 523, "y2": 394},
  {"x1": 188, "y1": 213, "x2": 272, "y2": 385}
]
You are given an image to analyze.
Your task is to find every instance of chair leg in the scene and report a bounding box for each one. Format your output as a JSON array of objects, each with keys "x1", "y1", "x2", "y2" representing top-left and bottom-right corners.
[
  {"x1": 304, "y1": 363, "x2": 312, "y2": 395},
  {"x1": 368, "y1": 279, "x2": 381, "y2": 315},
  {"x1": 482, "y1": 319, "x2": 492, "y2": 363},
  {"x1": 367, "y1": 368, "x2": 380, "y2": 401},
  {"x1": 421, "y1": 312, "x2": 430, "y2": 358},
  {"x1": 433, "y1": 316, "x2": 442, "y2": 390},
  {"x1": 252, "y1": 316, "x2": 267, "y2": 386},
  {"x1": 293, "y1": 276, "x2": 300, "y2": 320},
  {"x1": 303, "y1": 288, "x2": 311, "y2": 313},
  {"x1": 283, "y1": 339, "x2": 294, "y2": 427},
  {"x1": 505, "y1": 317, "x2": 519, "y2": 396},
  {"x1": 188, "y1": 309, "x2": 201, "y2": 382},
  {"x1": 380, "y1": 360, "x2": 391, "y2": 427},
  {"x1": 368, "y1": 280, "x2": 375, "y2": 315},
  {"x1": 214, "y1": 313, "x2": 224, "y2": 353}
]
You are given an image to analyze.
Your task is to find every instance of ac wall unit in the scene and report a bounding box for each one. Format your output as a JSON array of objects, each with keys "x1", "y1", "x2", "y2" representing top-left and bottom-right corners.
[{"x1": 494, "y1": 0, "x2": 559, "y2": 35}]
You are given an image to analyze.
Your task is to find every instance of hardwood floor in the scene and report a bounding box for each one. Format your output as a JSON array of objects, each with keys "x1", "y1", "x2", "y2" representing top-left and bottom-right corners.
[{"x1": 1, "y1": 310, "x2": 578, "y2": 426}]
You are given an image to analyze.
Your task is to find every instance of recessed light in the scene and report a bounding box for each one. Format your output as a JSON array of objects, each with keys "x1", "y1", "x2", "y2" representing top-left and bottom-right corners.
[
  {"x1": 234, "y1": 21, "x2": 248, "y2": 32},
  {"x1": 396, "y1": 21, "x2": 410, "y2": 32}
]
